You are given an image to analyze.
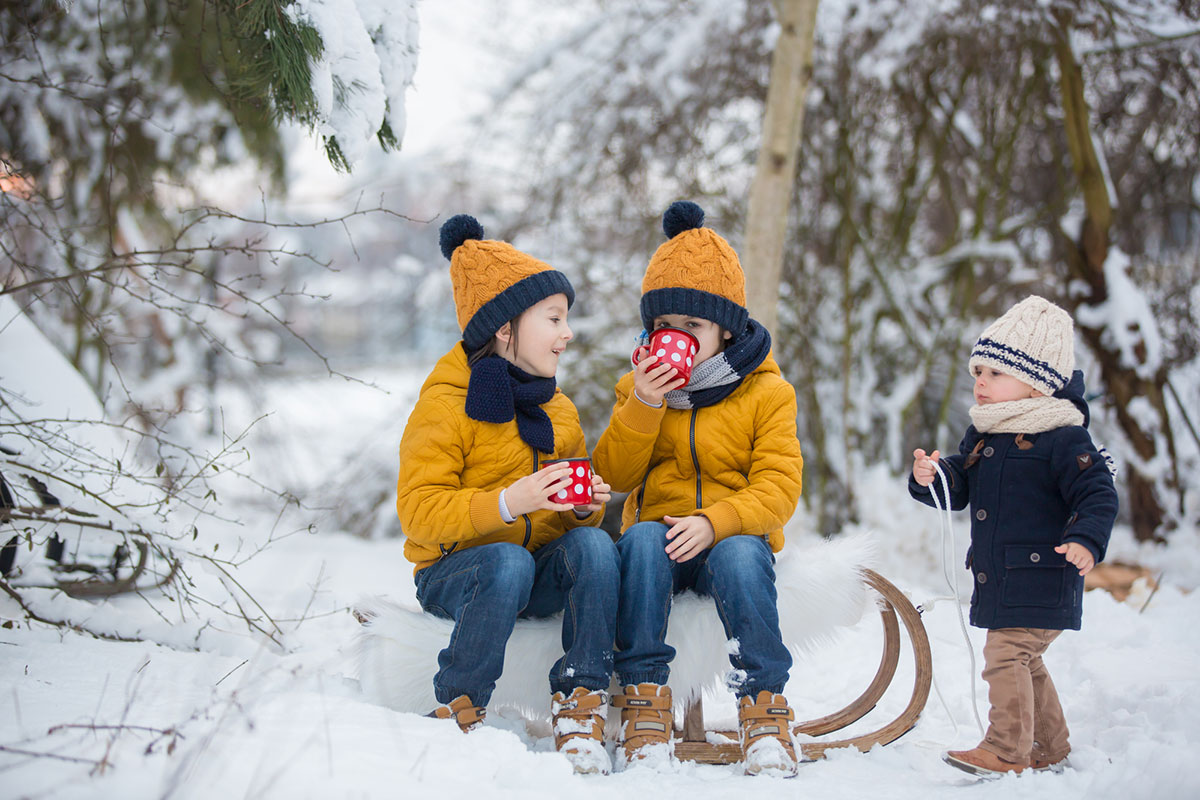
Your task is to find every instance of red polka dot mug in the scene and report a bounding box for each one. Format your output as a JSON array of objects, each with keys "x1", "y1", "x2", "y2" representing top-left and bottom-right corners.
[
  {"x1": 540, "y1": 457, "x2": 593, "y2": 505},
  {"x1": 631, "y1": 327, "x2": 700, "y2": 384}
]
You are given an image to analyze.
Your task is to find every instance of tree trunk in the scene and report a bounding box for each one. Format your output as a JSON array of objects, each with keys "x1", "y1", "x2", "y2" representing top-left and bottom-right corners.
[
  {"x1": 743, "y1": 0, "x2": 820, "y2": 337},
  {"x1": 1051, "y1": 12, "x2": 1171, "y2": 541}
]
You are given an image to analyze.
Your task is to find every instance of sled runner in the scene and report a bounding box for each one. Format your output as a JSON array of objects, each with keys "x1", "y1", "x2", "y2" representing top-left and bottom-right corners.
[
  {"x1": 354, "y1": 534, "x2": 932, "y2": 763},
  {"x1": 674, "y1": 568, "x2": 932, "y2": 763},
  {"x1": 1, "y1": 465, "x2": 180, "y2": 597}
]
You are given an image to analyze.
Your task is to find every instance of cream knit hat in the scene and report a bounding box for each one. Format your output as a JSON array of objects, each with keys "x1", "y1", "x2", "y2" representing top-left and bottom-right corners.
[{"x1": 968, "y1": 295, "x2": 1075, "y2": 396}]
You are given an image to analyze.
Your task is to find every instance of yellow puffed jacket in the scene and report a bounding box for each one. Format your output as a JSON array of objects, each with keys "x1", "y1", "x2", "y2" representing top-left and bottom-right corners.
[
  {"x1": 397, "y1": 343, "x2": 603, "y2": 574},
  {"x1": 592, "y1": 353, "x2": 803, "y2": 552}
]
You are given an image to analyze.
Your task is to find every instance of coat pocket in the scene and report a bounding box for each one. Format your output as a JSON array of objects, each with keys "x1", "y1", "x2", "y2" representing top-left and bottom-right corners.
[{"x1": 1002, "y1": 544, "x2": 1067, "y2": 608}]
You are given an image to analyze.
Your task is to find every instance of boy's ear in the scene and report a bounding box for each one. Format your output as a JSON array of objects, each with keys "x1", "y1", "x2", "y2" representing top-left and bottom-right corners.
[{"x1": 722, "y1": 329, "x2": 733, "y2": 341}]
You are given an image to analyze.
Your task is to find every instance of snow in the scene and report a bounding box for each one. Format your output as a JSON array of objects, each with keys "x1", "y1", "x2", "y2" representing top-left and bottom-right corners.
[
  {"x1": 4, "y1": 330, "x2": 1200, "y2": 799},
  {"x1": 286, "y1": 0, "x2": 418, "y2": 167},
  {"x1": 1076, "y1": 247, "x2": 1164, "y2": 378},
  {"x1": 5, "y1": 2, "x2": 1200, "y2": 797}
]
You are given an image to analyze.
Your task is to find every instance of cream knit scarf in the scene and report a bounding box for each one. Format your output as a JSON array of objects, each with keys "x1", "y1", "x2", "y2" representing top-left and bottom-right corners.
[{"x1": 969, "y1": 396, "x2": 1084, "y2": 434}]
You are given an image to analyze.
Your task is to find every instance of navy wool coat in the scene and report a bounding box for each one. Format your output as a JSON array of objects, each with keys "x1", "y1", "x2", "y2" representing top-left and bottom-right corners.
[{"x1": 909, "y1": 373, "x2": 1118, "y2": 630}]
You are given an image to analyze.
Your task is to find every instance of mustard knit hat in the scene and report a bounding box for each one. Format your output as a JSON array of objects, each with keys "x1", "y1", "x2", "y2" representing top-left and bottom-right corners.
[
  {"x1": 969, "y1": 295, "x2": 1075, "y2": 396},
  {"x1": 640, "y1": 201, "x2": 749, "y2": 335},
  {"x1": 439, "y1": 215, "x2": 575, "y2": 352}
]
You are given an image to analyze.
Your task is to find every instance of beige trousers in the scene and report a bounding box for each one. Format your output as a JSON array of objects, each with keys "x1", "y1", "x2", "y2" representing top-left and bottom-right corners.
[{"x1": 979, "y1": 627, "x2": 1071, "y2": 765}]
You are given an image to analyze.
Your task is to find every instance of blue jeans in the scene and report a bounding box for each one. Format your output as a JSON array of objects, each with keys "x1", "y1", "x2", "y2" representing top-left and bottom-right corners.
[
  {"x1": 414, "y1": 526, "x2": 619, "y2": 707},
  {"x1": 615, "y1": 521, "x2": 792, "y2": 697}
]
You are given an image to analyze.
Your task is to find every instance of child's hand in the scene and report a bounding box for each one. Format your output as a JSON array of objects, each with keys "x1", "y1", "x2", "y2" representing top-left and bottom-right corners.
[
  {"x1": 663, "y1": 514, "x2": 715, "y2": 563},
  {"x1": 575, "y1": 473, "x2": 612, "y2": 515},
  {"x1": 633, "y1": 347, "x2": 687, "y2": 406},
  {"x1": 1055, "y1": 542, "x2": 1095, "y2": 576},
  {"x1": 912, "y1": 448, "x2": 941, "y2": 487},
  {"x1": 505, "y1": 463, "x2": 576, "y2": 517}
]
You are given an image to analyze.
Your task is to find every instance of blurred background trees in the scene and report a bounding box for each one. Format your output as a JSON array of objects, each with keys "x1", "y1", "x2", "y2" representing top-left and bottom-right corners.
[{"x1": 464, "y1": 0, "x2": 1199, "y2": 540}]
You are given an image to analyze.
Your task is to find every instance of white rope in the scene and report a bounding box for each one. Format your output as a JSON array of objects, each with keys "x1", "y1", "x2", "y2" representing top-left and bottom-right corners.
[{"x1": 920, "y1": 459, "x2": 987, "y2": 741}]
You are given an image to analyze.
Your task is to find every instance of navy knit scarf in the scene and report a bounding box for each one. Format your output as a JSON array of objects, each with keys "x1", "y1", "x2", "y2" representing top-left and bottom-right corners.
[
  {"x1": 465, "y1": 355, "x2": 557, "y2": 454},
  {"x1": 637, "y1": 318, "x2": 772, "y2": 409}
]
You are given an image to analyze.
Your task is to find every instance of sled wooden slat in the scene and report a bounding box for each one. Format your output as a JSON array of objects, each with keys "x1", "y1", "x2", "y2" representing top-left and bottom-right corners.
[
  {"x1": 682, "y1": 696, "x2": 705, "y2": 742},
  {"x1": 675, "y1": 569, "x2": 932, "y2": 764},
  {"x1": 674, "y1": 738, "x2": 741, "y2": 764}
]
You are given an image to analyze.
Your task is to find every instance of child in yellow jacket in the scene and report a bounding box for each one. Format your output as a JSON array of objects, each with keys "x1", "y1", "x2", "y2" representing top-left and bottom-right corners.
[
  {"x1": 592, "y1": 202, "x2": 805, "y2": 775},
  {"x1": 396, "y1": 215, "x2": 616, "y2": 774}
]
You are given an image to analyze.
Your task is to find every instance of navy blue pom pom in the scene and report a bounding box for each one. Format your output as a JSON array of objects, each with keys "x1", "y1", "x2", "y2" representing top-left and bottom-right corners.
[
  {"x1": 662, "y1": 201, "x2": 704, "y2": 239},
  {"x1": 439, "y1": 214, "x2": 485, "y2": 260}
]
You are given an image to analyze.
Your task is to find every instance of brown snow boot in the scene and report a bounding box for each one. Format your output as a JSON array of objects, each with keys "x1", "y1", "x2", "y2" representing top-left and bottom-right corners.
[
  {"x1": 943, "y1": 746, "x2": 1028, "y2": 776},
  {"x1": 428, "y1": 694, "x2": 486, "y2": 732},
  {"x1": 1031, "y1": 752, "x2": 1069, "y2": 772},
  {"x1": 551, "y1": 687, "x2": 611, "y2": 775},
  {"x1": 738, "y1": 691, "x2": 798, "y2": 776},
  {"x1": 612, "y1": 683, "x2": 674, "y2": 764}
]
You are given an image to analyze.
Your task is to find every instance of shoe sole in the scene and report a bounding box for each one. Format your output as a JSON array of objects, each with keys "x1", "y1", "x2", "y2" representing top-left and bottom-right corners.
[
  {"x1": 942, "y1": 753, "x2": 1020, "y2": 779},
  {"x1": 1032, "y1": 762, "x2": 1067, "y2": 774},
  {"x1": 744, "y1": 762, "x2": 799, "y2": 778}
]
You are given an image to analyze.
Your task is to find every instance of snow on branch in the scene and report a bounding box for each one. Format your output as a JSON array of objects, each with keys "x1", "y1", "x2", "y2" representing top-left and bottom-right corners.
[
  {"x1": 284, "y1": 0, "x2": 420, "y2": 169},
  {"x1": 1075, "y1": 247, "x2": 1163, "y2": 378}
]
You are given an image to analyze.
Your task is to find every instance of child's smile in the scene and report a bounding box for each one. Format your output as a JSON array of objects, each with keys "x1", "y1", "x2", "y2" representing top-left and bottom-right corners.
[{"x1": 503, "y1": 293, "x2": 573, "y2": 378}]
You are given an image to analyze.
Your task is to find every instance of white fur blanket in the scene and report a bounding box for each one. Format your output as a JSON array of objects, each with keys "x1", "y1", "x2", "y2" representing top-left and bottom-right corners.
[{"x1": 355, "y1": 533, "x2": 875, "y2": 721}]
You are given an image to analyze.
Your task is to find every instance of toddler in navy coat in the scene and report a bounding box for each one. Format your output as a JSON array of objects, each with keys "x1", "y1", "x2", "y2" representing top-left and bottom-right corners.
[{"x1": 909, "y1": 295, "x2": 1118, "y2": 778}]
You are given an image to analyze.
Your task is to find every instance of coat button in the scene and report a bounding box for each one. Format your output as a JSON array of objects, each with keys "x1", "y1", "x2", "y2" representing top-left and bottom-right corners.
[
  {"x1": 975, "y1": 509, "x2": 987, "y2": 521},
  {"x1": 1030, "y1": 552, "x2": 1041, "y2": 563},
  {"x1": 976, "y1": 572, "x2": 988, "y2": 584},
  {"x1": 983, "y1": 446, "x2": 994, "y2": 457}
]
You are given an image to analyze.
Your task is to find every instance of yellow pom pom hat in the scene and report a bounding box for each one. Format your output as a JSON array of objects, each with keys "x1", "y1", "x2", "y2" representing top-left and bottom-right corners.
[
  {"x1": 439, "y1": 215, "x2": 575, "y2": 352},
  {"x1": 640, "y1": 201, "x2": 749, "y2": 335}
]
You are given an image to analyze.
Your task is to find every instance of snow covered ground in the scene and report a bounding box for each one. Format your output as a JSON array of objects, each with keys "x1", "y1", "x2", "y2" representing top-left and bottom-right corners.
[{"x1": 3, "y1": 352, "x2": 1199, "y2": 800}]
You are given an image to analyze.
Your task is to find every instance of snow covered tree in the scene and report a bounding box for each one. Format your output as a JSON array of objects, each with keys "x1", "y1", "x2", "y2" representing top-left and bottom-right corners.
[
  {"x1": 743, "y1": 0, "x2": 820, "y2": 336},
  {"x1": 1046, "y1": 3, "x2": 1199, "y2": 540},
  {"x1": 1, "y1": 0, "x2": 419, "y2": 633},
  {"x1": 1, "y1": 0, "x2": 417, "y2": 399}
]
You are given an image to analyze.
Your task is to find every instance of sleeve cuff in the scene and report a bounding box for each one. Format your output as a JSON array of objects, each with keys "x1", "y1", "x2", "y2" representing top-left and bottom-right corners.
[
  {"x1": 633, "y1": 390, "x2": 663, "y2": 408},
  {"x1": 702, "y1": 501, "x2": 741, "y2": 541},
  {"x1": 616, "y1": 392, "x2": 666, "y2": 434},
  {"x1": 469, "y1": 488, "x2": 507, "y2": 535},
  {"x1": 498, "y1": 489, "x2": 516, "y2": 524}
]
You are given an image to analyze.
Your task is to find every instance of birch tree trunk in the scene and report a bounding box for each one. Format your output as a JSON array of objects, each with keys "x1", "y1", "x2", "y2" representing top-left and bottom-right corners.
[
  {"x1": 1051, "y1": 11, "x2": 1174, "y2": 541},
  {"x1": 743, "y1": 0, "x2": 820, "y2": 337}
]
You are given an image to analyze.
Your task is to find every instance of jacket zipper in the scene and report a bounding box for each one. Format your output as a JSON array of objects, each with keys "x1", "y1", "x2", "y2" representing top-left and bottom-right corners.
[
  {"x1": 634, "y1": 464, "x2": 653, "y2": 523},
  {"x1": 522, "y1": 448, "x2": 536, "y2": 547},
  {"x1": 689, "y1": 408, "x2": 702, "y2": 509},
  {"x1": 635, "y1": 408, "x2": 704, "y2": 522}
]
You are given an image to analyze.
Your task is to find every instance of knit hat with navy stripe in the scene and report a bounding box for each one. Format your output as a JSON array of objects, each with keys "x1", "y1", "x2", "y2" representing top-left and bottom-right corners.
[
  {"x1": 439, "y1": 215, "x2": 575, "y2": 352},
  {"x1": 640, "y1": 201, "x2": 749, "y2": 335},
  {"x1": 969, "y1": 295, "x2": 1075, "y2": 397}
]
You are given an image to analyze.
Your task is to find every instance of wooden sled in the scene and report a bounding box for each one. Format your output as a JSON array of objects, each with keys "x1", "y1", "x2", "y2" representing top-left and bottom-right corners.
[
  {"x1": 2, "y1": 468, "x2": 180, "y2": 598},
  {"x1": 674, "y1": 569, "x2": 933, "y2": 763},
  {"x1": 355, "y1": 560, "x2": 933, "y2": 764}
]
